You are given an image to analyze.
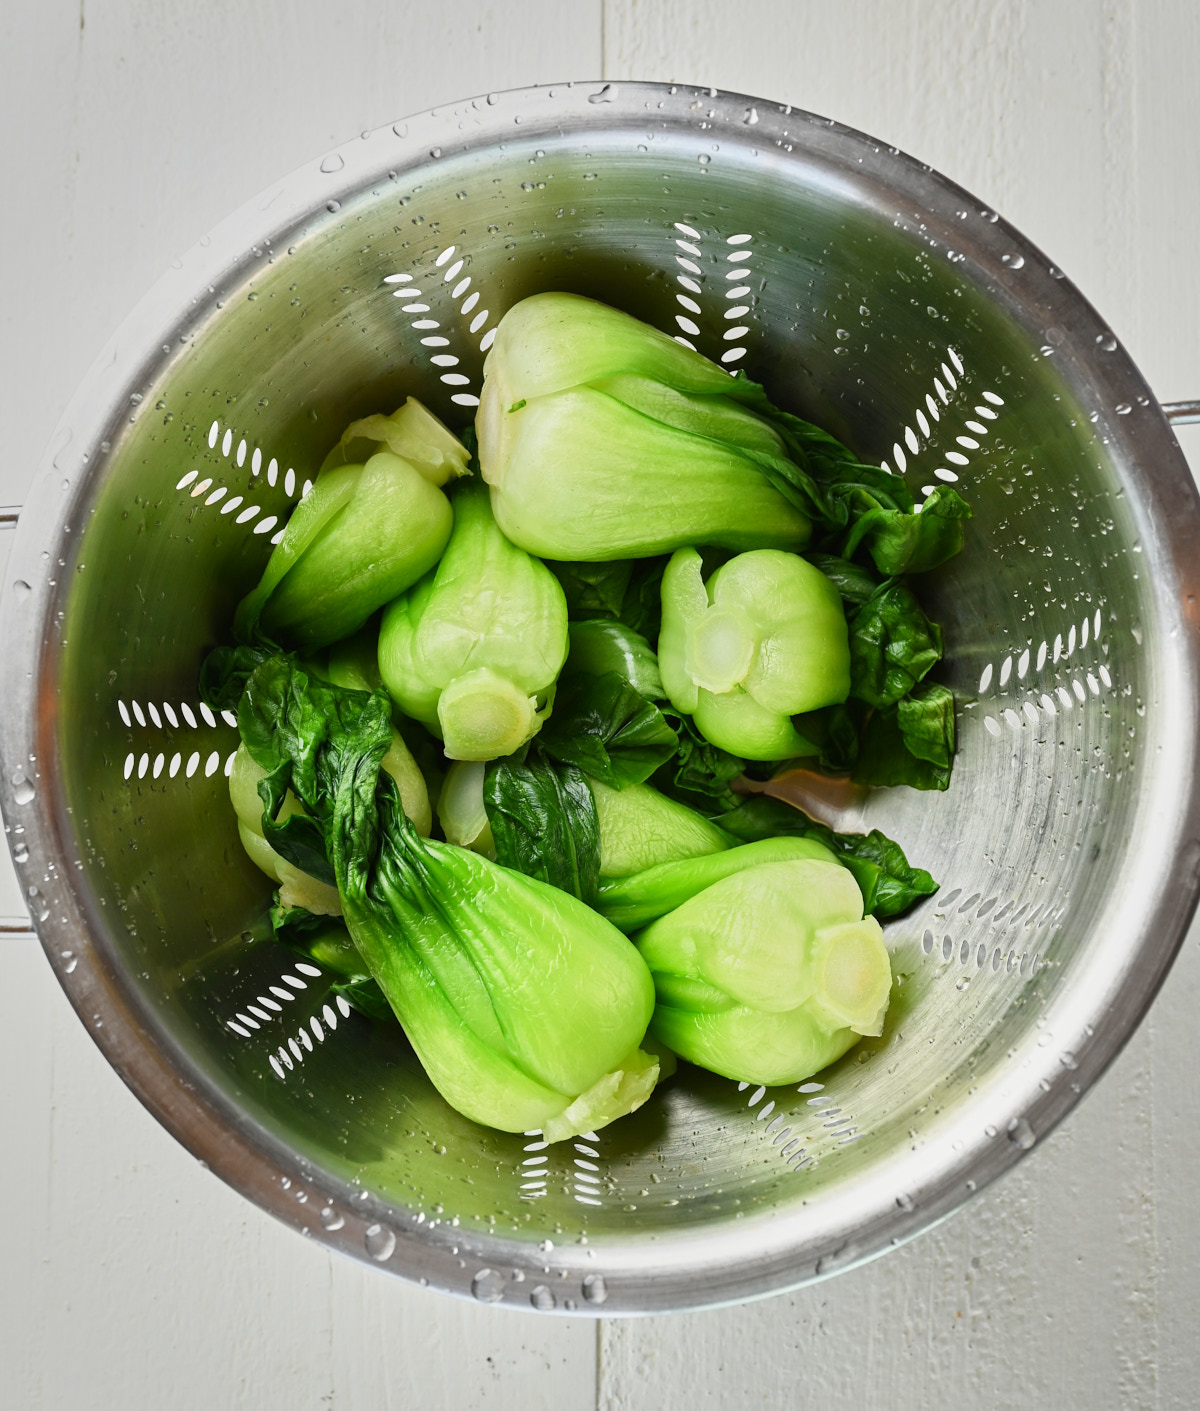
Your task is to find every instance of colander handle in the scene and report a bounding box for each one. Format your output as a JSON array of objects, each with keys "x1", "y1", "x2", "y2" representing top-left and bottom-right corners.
[{"x1": 1164, "y1": 401, "x2": 1200, "y2": 424}]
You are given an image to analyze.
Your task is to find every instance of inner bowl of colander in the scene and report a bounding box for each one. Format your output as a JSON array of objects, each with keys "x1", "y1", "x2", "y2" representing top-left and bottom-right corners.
[{"x1": 4, "y1": 82, "x2": 1200, "y2": 1314}]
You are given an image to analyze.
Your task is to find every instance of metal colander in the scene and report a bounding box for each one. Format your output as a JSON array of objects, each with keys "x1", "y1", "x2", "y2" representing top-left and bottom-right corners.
[{"x1": 4, "y1": 81, "x2": 1200, "y2": 1316}]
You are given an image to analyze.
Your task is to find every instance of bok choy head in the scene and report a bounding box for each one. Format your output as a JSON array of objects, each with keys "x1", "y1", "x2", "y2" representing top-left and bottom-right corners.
[
  {"x1": 378, "y1": 480, "x2": 569, "y2": 762},
  {"x1": 637, "y1": 858, "x2": 892, "y2": 1086},
  {"x1": 240, "y1": 655, "x2": 660, "y2": 1143}
]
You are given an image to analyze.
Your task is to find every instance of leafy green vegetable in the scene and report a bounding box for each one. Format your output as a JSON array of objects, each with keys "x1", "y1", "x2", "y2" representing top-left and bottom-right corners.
[
  {"x1": 637, "y1": 859, "x2": 892, "y2": 1085},
  {"x1": 842, "y1": 484, "x2": 973, "y2": 576},
  {"x1": 588, "y1": 777, "x2": 733, "y2": 878},
  {"x1": 566, "y1": 620, "x2": 663, "y2": 700},
  {"x1": 847, "y1": 581, "x2": 944, "y2": 710},
  {"x1": 476, "y1": 292, "x2": 969, "y2": 576},
  {"x1": 714, "y1": 795, "x2": 938, "y2": 918},
  {"x1": 199, "y1": 643, "x2": 272, "y2": 713},
  {"x1": 243, "y1": 654, "x2": 661, "y2": 1142},
  {"x1": 483, "y1": 749, "x2": 600, "y2": 904},
  {"x1": 550, "y1": 561, "x2": 632, "y2": 620},
  {"x1": 318, "y1": 397, "x2": 472, "y2": 485},
  {"x1": 803, "y1": 554, "x2": 882, "y2": 608},
  {"x1": 852, "y1": 683, "x2": 956, "y2": 791},
  {"x1": 478, "y1": 294, "x2": 812, "y2": 559},
  {"x1": 235, "y1": 451, "x2": 454, "y2": 652},
  {"x1": 378, "y1": 480, "x2": 568, "y2": 761},
  {"x1": 651, "y1": 712, "x2": 746, "y2": 815},
  {"x1": 538, "y1": 670, "x2": 678, "y2": 790},
  {"x1": 659, "y1": 547, "x2": 848, "y2": 760},
  {"x1": 597, "y1": 835, "x2": 839, "y2": 932}
]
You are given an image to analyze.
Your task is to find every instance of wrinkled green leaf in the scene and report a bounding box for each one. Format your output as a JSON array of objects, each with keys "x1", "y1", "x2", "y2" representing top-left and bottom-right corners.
[
  {"x1": 848, "y1": 581, "x2": 944, "y2": 710},
  {"x1": 804, "y1": 554, "x2": 882, "y2": 608},
  {"x1": 843, "y1": 485, "x2": 973, "y2": 576},
  {"x1": 713, "y1": 795, "x2": 939, "y2": 918},
  {"x1": 239, "y1": 655, "x2": 393, "y2": 885},
  {"x1": 483, "y1": 749, "x2": 601, "y2": 904},
  {"x1": 898, "y1": 683, "x2": 956, "y2": 768},
  {"x1": 853, "y1": 685, "x2": 955, "y2": 791},
  {"x1": 548, "y1": 557, "x2": 668, "y2": 643},
  {"x1": 652, "y1": 712, "x2": 746, "y2": 815},
  {"x1": 540, "y1": 671, "x2": 679, "y2": 790},
  {"x1": 199, "y1": 643, "x2": 273, "y2": 713},
  {"x1": 549, "y1": 561, "x2": 633, "y2": 619}
]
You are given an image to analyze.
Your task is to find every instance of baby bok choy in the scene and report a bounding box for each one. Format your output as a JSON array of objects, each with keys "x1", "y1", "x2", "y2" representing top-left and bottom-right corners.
[
  {"x1": 234, "y1": 400, "x2": 467, "y2": 652},
  {"x1": 637, "y1": 859, "x2": 892, "y2": 1086},
  {"x1": 659, "y1": 547, "x2": 851, "y2": 760},
  {"x1": 239, "y1": 654, "x2": 660, "y2": 1142},
  {"x1": 477, "y1": 293, "x2": 970, "y2": 573},
  {"x1": 378, "y1": 480, "x2": 569, "y2": 761}
]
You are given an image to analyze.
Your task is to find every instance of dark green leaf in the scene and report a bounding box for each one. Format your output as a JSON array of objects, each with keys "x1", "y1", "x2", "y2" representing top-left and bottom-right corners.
[
  {"x1": 652, "y1": 712, "x2": 746, "y2": 814},
  {"x1": 897, "y1": 683, "x2": 956, "y2": 768},
  {"x1": 848, "y1": 581, "x2": 944, "y2": 710},
  {"x1": 566, "y1": 620, "x2": 663, "y2": 701},
  {"x1": 199, "y1": 644, "x2": 272, "y2": 713},
  {"x1": 540, "y1": 671, "x2": 679, "y2": 789},
  {"x1": 713, "y1": 795, "x2": 939, "y2": 918},
  {"x1": 240, "y1": 655, "x2": 394, "y2": 885},
  {"x1": 483, "y1": 750, "x2": 600, "y2": 904},
  {"x1": 791, "y1": 701, "x2": 866, "y2": 773},
  {"x1": 804, "y1": 554, "x2": 882, "y2": 608},
  {"x1": 549, "y1": 561, "x2": 633, "y2": 619},
  {"x1": 844, "y1": 485, "x2": 973, "y2": 576},
  {"x1": 618, "y1": 557, "x2": 668, "y2": 642},
  {"x1": 852, "y1": 687, "x2": 955, "y2": 791},
  {"x1": 548, "y1": 557, "x2": 668, "y2": 643}
]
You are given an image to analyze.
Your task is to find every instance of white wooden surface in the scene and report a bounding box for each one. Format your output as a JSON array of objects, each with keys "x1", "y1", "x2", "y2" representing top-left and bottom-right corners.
[{"x1": 3, "y1": 3, "x2": 1199, "y2": 1406}]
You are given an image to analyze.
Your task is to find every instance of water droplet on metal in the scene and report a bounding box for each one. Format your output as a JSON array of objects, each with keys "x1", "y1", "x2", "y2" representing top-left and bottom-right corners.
[
  {"x1": 11, "y1": 773, "x2": 35, "y2": 806},
  {"x1": 429, "y1": 147, "x2": 442, "y2": 159},
  {"x1": 744, "y1": 107, "x2": 759, "y2": 125},
  {"x1": 364, "y1": 1224, "x2": 396, "y2": 1261},
  {"x1": 895, "y1": 1193, "x2": 914, "y2": 1212},
  {"x1": 530, "y1": 1284, "x2": 556, "y2": 1310},
  {"x1": 1059, "y1": 1051, "x2": 1078, "y2": 1069},
  {"x1": 581, "y1": 1272, "x2": 608, "y2": 1305},
  {"x1": 697, "y1": 153, "x2": 711, "y2": 165},
  {"x1": 538, "y1": 1239, "x2": 554, "y2": 1253},
  {"x1": 12, "y1": 841, "x2": 28, "y2": 863},
  {"x1": 11, "y1": 580, "x2": 31, "y2": 604},
  {"x1": 319, "y1": 1205, "x2": 344, "y2": 1231},
  {"x1": 471, "y1": 1268, "x2": 505, "y2": 1303},
  {"x1": 319, "y1": 153, "x2": 345, "y2": 174},
  {"x1": 325, "y1": 200, "x2": 341, "y2": 213},
  {"x1": 1002, "y1": 253, "x2": 1025, "y2": 269},
  {"x1": 588, "y1": 83, "x2": 616, "y2": 104},
  {"x1": 1096, "y1": 332, "x2": 1118, "y2": 352},
  {"x1": 1007, "y1": 1116, "x2": 1036, "y2": 1150}
]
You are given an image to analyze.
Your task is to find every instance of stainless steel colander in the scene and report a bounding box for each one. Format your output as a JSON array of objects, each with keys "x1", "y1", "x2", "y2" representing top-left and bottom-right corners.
[{"x1": 4, "y1": 81, "x2": 1200, "y2": 1316}]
